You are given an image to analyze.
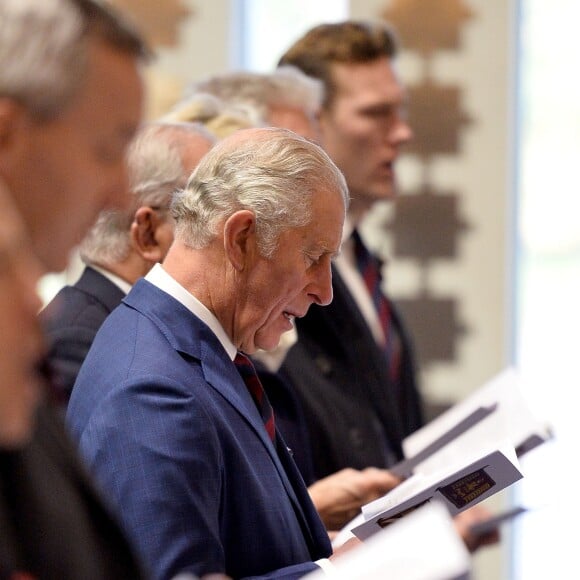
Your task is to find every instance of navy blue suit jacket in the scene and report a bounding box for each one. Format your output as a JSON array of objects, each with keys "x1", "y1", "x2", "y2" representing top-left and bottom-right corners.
[
  {"x1": 67, "y1": 279, "x2": 331, "y2": 580},
  {"x1": 40, "y1": 266, "x2": 125, "y2": 403}
]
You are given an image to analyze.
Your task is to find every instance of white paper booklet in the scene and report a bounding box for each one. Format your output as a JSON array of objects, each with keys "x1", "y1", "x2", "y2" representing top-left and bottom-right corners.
[
  {"x1": 352, "y1": 443, "x2": 522, "y2": 541},
  {"x1": 305, "y1": 501, "x2": 471, "y2": 580},
  {"x1": 392, "y1": 368, "x2": 552, "y2": 478}
]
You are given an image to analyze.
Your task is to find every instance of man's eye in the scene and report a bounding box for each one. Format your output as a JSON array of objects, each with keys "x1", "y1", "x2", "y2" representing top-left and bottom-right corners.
[
  {"x1": 95, "y1": 143, "x2": 123, "y2": 164},
  {"x1": 364, "y1": 107, "x2": 393, "y2": 117}
]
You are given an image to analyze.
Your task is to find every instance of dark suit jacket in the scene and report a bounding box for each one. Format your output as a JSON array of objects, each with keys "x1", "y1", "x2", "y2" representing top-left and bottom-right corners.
[
  {"x1": 281, "y1": 266, "x2": 424, "y2": 481},
  {"x1": 40, "y1": 266, "x2": 316, "y2": 484},
  {"x1": 40, "y1": 266, "x2": 125, "y2": 403},
  {"x1": 0, "y1": 403, "x2": 146, "y2": 580},
  {"x1": 255, "y1": 362, "x2": 316, "y2": 486},
  {"x1": 67, "y1": 279, "x2": 331, "y2": 580}
]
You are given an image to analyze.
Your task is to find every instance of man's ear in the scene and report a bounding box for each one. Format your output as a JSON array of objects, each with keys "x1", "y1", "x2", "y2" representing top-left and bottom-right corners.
[
  {"x1": 223, "y1": 210, "x2": 257, "y2": 271},
  {"x1": 130, "y1": 206, "x2": 167, "y2": 263}
]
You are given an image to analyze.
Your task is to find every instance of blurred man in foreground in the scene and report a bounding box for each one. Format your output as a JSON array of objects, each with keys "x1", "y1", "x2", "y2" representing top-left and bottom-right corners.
[
  {"x1": 0, "y1": 0, "x2": 148, "y2": 576},
  {"x1": 0, "y1": 185, "x2": 44, "y2": 451}
]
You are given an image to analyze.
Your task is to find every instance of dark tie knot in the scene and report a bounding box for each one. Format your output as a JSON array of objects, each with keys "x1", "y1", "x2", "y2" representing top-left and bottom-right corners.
[
  {"x1": 234, "y1": 352, "x2": 255, "y2": 374},
  {"x1": 234, "y1": 352, "x2": 276, "y2": 443},
  {"x1": 352, "y1": 229, "x2": 383, "y2": 280},
  {"x1": 351, "y1": 230, "x2": 401, "y2": 385}
]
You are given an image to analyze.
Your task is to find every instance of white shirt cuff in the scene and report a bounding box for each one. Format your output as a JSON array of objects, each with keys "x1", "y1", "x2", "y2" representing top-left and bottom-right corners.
[{"x1": 314, "y1": 557, "x2": 336, "y2": 575}]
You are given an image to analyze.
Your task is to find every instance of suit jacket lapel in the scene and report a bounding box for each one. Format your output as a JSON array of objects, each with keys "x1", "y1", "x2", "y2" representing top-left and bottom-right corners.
[
  {"x1": 274, "y1": 431, "x2": 326, "y2": 557},
  {"x1": 201, "y1": 348, "x2": 319, "y2": 550},
  {"x1": 124, "y1": 280, "x2": 321, "y2": 550},
  {"x1": 76, "y1": 267, "x2": 126, "y2": 314},
  {"x1": 303, "y1": 268, "x2": 406, "y2": 454}
]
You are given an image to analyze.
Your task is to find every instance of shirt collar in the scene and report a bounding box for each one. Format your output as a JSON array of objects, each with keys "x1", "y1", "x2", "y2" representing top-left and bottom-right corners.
[
  {"x1": 89, "y1": 264, "x2": 132, "y2": 295},
  {"x1": 342, "y1": 215, "x2": 355, "y2": 244},
  {"x1": 145, "y1": 263, "x2": 237, "y2": 361}
]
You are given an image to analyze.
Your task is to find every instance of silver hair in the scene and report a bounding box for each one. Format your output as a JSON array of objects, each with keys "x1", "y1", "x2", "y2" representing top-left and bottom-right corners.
[
  {"x1": 172, "y1": 127, "x2": 348, "y2": 258},
  {"x1": 183, "y1": 66, "x2": 324, "y2": 126},
  {"x1": 162, "y1": 92, "x2": 255, "y2": 139},
  {"x1": 80, "y1": 122, "x2": 215, "y2": 265},
  {"x1": 0, "y1": 0, "x2": 86, "y2": 119}
]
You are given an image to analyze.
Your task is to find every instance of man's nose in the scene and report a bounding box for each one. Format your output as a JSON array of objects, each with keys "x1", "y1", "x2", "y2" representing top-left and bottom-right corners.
[
  {"x1": 309, "y1": 262, "x2": 333, "y2": 307},
  {"x1": 390, "y1": 116, "x2": 413, "y2": 146}
]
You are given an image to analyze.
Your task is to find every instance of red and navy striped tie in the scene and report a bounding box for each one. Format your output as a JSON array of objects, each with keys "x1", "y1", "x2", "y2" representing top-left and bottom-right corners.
[
  {"x1": 234, "y1": 352, "x2": 276, "y2": 443},
  {"x1": 352, "y1": 229, "x2": 401, "y2": 385}
]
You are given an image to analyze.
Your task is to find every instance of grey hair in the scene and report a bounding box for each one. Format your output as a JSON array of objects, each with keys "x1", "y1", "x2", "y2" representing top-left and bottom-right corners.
[
  {"x1": 80, "y1": 122, "x2": 215, "y2": 265},
  {"x1": 162, "y1": 92, "x2": 255, "y2": 139},
  {"x1": 172, "y1": 127, "x2": 348, "y2": 258},
  {"x1": 0, "y1": 0, "x2": 85, "y2": 119},
  {"x1": 0, "y1": 0, "x2": 147, "y2": 121},
  {"x1": 184, "y1": 66, "x2": 324, "y2": 127}
]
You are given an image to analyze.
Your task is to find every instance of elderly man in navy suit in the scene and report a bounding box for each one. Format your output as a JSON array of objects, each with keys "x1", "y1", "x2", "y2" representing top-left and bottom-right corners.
[{"x1": 67, "y1": 127, "x2": 354, "y2": 579}]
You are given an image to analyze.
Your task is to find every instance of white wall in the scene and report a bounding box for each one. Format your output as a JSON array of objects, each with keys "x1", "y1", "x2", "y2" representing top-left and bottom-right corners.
[{"x1": 352, "y1": 1, "x2": 516, "y2": 578}]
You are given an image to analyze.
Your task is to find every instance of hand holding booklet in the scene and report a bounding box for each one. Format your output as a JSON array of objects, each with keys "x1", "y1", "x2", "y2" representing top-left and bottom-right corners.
[
  {"x1": 398, "y1": 367, "x2": 552, "y2": 477},
  {"x1": 388, "y1": 403, "x2": 498, "y2": 479},
  {"x1": 351, "y1": 442, "x2": 523, "y2": 541},
  {"x1": 329, "y1": 368, "x2": 545, "y2": 548},
  {"x1": 344, "y1": 368, "x2": 546, "y2": 541}
]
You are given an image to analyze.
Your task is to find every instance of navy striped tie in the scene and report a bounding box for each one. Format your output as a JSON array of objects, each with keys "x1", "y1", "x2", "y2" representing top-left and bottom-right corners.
[
  {"x1": 234, "y1": 352, "x2": 276, "y2": 443},
  {"x1": 352, "y1": 229, "x2": 401, "y2": 384}
]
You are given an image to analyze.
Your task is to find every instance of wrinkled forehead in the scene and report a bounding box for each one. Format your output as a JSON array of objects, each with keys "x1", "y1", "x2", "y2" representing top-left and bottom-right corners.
[{"x1": 328, "y1": 57, "x2": 404, "y2": 102}]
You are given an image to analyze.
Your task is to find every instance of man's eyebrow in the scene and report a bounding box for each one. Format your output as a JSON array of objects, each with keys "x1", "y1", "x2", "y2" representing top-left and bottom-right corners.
[
  {"x1": 361, "y1": 102, "x2": 395, "y2": 111},
  {"x1": 358, "y1": 94, "x2": 408, "y2": 112},
  {"x1": 315, "y1": 243, "x2": 341, "y2": 260},
  {"x1": 358, "y1": 102, "x2": 403, "y2": 116},
  {"x1": 324, "y1": 245, "x2": 342, "y2": 260}
]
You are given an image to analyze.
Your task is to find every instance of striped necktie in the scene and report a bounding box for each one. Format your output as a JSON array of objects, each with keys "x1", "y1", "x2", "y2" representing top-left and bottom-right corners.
[
  {"x1": 352, "y1": 229, "x2": 401, "y2": 384},
  {"x1": 234, "y1": 352, "x2": 276, "y2": 443}
]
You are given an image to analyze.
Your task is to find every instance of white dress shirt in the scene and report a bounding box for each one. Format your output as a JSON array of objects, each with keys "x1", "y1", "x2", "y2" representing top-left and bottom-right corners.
[
  {"x1": 145, "y1": 263, "x2": 237, "y2": 361},
  {"x1": 89, "y1": 264, "x2": 133, "y2": 295},
  {"x1": 333, "y1": 218, "x2": 386, "y2": 346}
]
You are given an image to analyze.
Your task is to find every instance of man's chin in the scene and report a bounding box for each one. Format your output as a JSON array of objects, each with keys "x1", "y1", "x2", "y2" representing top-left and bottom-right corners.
[
  {"x1": 370, "y1": 185, "x2": 397, "y2": 201},
  {"x1": 253, "y1": 333, "x2": 287, "y2": 354},
  {"x1": 0, "y1": 404, "x2": 37, "y2": 449}
]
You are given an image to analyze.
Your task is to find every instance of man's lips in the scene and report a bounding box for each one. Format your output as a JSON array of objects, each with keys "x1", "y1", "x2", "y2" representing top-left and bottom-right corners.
[
  {"x1": 378, "y1": 160, "x2": 395, "y2": 176},
  {"x1": 283, "y1": 309, "x2": 306, "y2": 323}
]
